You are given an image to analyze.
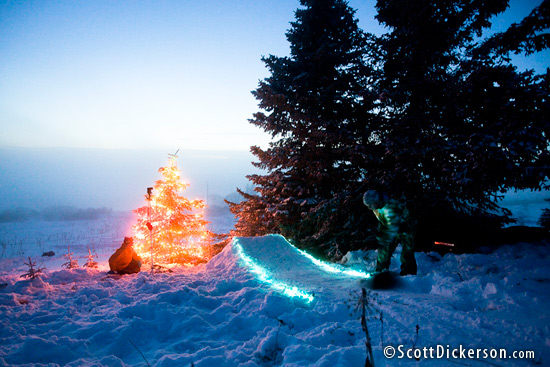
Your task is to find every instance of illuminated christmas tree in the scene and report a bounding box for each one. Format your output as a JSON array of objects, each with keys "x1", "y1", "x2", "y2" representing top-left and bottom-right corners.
[{"x1": 133, "y1": 153, "x2": 211, "y2": 265}]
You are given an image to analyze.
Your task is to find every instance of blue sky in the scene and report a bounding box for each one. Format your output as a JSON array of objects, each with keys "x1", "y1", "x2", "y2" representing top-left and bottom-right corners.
[
  {"x1": 0, "y1": 0, "x2": 296, "y2": 151},
  {"x1": 1, "y1": 0, "x2": 546, "y2": 152}
]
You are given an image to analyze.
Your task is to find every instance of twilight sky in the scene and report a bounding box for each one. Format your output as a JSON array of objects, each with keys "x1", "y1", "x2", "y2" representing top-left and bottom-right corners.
[
  {"x1": 0, "y1": 0, "x2": 548, "y2": 212},
  {"x1": 1, "y1": 0, "x2": 547, "y2": 152}
]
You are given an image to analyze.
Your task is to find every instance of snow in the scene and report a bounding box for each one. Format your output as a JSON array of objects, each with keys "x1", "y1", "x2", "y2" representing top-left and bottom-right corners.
[{"x1": 0, "y1": 213, "x2": 549, "y2": 366}]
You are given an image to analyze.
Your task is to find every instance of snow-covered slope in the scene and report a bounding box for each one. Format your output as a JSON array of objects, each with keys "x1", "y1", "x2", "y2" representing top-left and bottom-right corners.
[
  {"x1": 233, "y1": 234, "x2": 373, "y2": 302},
  {"x1": 0, "y1": 220, "x2": 549, "y2": 366}
]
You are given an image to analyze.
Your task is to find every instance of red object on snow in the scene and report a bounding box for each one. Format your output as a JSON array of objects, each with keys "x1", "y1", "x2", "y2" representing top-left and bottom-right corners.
[{"x1": 434, "y1": 241, "x2": 455, "y2": 247}]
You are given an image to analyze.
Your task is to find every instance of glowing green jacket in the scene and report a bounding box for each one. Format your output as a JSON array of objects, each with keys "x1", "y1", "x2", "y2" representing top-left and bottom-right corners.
[{"x1": 372, "y1": 200, "x2": 410, "y2": 246}]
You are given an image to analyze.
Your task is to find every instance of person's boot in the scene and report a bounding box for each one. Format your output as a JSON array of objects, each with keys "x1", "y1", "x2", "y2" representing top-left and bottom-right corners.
[
  {"x1": 399, "y1": 265, "x2": 417, "y2": 276},
  {"x1": 375, "y1": 262, "x2": 388, "y2": 273}
]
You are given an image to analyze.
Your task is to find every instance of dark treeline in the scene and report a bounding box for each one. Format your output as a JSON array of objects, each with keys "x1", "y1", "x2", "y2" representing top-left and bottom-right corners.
[
  {"x1": 0, "y1": 206, "x2": 113, "y2": 223},
  {"x1": 227, "y1": 0, "x2": 550, "y2": 258}
]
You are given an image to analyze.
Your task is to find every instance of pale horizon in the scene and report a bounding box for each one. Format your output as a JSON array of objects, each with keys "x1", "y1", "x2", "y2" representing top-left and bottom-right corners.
[{"x1": 0, "y1": 147, "x2": 260, "y2": 212}]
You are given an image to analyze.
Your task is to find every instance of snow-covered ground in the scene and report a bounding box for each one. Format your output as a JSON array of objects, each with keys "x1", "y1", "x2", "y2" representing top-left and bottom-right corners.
[{"x1": 0, "y1": 211, "x2": 549, "y2": 366}]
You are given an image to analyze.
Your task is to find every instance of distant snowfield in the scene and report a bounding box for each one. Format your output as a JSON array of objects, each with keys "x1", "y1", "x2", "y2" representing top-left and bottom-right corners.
[{"x1": 0, "y1": 213, "x2": 549, "y2": 366}]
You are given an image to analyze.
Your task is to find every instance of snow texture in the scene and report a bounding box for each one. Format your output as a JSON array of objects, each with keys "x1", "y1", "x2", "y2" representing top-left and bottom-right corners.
[{"x1": 0, "y1": 214, "x2": 549, "y2": 366}]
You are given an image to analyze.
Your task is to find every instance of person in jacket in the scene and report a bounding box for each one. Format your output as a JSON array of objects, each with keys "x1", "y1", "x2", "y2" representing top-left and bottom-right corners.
[
  {"x1": 108, "y1": 237, "x2": 142, "y2": 274},
  {"x1": 363, "y1": 190, "x2": 417, "y2": 276}
]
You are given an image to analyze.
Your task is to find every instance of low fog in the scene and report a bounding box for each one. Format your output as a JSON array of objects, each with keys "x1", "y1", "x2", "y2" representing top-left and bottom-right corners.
[
  {"x1": 1, "y1": 147, "x2": 547, "y2": 225},
  {"x1": 0, "y1": 147, "x2": 259, "y2": 212}
]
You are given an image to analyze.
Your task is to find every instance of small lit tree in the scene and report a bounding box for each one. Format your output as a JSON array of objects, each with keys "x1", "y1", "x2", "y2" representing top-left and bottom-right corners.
[
  {"x1": 61, "y1": 246, "x2": 79, "y2": 269},
  {"x1": 133, "y1": 153, "x2": 211, "y2": 265},
  {"x1": 20, "y1": 257, "x2": 45, "y2": 280},
  {"x1": 83, "y1": 249, "x2": 99, "y2": 269}
]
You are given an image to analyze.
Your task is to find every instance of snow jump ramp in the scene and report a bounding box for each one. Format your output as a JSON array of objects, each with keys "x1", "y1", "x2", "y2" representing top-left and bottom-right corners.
[{"x1": 230, "y1": 234, "x2": 372, "y2": 303}]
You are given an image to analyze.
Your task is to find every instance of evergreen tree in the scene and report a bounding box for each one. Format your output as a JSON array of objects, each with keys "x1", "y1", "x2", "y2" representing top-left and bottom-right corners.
[
  {"x1": 61, "y1": 246, "x2": 79, "y2": 269},
  {"x1": 20, "y1": 257, "x2": 45, "y2": 280},
  {"x1": 133, "y1": 155, "x2": 211, "y2": 265},
  {"x1": 228, "y1": 0, "x2": 380, "y2": 256},
  {"x1": 83, "y1": 249, "x2": 99, "y2": 269},
  {"x1": 232, "y1": 0, "x2": 549, "y2": 256},
  {"x1": 479, "y1": 0, "x2": 550, "y2": 56},
  {"x1": 226, "y1": 187, "x2": 279, "y2": 237},
  {"x1": 371, "y1": 0, "x2": 549, "y2": 245}
]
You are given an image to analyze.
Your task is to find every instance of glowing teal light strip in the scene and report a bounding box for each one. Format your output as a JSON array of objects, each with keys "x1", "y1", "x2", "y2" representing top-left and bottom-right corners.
[
  {"x1": 234, "y1": 240, "x2": 314, "y2": 303},
  {"x1": 289, "y1": 240, "x2": 373, "y2": 279}
]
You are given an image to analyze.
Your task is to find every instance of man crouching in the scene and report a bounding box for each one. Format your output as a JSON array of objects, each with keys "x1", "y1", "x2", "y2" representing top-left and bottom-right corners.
[
  {"x1": 363, "y1": 190, "x2": 417, "y2": 276},
  {"x1": 108, "y1": 237, "x2": 142, "y2": 275}
]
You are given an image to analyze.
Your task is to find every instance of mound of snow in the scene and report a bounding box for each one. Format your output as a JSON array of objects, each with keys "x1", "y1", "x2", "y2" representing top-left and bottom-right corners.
[{"x1": 0, "y1": 219, "x2": 549, "y2": 366}]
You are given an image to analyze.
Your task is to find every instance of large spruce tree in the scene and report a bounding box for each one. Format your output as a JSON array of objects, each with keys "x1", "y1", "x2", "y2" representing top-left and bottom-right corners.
[
  {"x1": 372, "y1": 0, "x2": 549, "y2": 246},
  {"x1": 230, "y1": 0, "x2": 549, "y2": 257},
  {"x1": 228, "y1": 0, "x2": 380, "y2": 256}
]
